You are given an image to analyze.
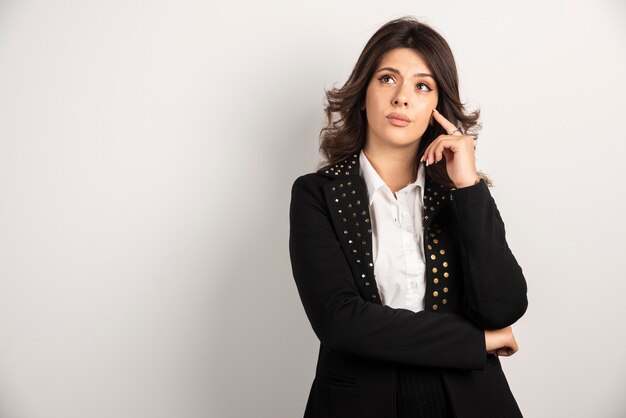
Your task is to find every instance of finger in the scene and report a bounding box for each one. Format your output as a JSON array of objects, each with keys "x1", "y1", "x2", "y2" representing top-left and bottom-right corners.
[
  {"x1": 420, "y1": 138, "x2": 437, "y2": 165},
  {"x1": 432, "y1": 109, "x2": 463, "y2": 136},
  {"x1": 425, "y1": 141, "x2": 442, "y2": 165},
  {"x1": 433, "y1": 138, "x2": 451, "y2": 164},
  {"x1": 424, "y1": 137, "x2": 451, "y2": 165},
  {"x1": 424, "y1": 144, "x2": 434, "y2": 165},
  {"x1": 507, "y1": 344, "x2": 518, "y2": 355},
  {"x1": 497, "y1": 348, "x2": 513, "y2": 356}
]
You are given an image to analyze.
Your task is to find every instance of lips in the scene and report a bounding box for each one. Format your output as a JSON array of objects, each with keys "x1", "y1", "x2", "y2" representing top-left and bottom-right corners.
[{"x1": 387, "y1": 112, "x2": 410, "y2": 122}]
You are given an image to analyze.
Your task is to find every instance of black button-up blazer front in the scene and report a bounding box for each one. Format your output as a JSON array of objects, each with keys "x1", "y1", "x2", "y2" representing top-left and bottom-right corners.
[{"x1": 289, "y1": 153, "x2": 528, "y2": 418}]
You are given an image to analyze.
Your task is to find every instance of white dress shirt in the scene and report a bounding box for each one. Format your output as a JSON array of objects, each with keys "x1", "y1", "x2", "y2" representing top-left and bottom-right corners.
[{"x1": 359, "y1": 149, "x2": 427, "y2": 313}]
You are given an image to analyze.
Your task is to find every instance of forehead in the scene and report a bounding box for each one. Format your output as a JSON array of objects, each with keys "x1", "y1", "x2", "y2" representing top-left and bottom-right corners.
[{"x1": 378, "y1": 48, "x2": 431, "y2": 71}]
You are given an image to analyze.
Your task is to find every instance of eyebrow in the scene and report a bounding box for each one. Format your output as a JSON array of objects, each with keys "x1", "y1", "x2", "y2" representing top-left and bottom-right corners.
[{"x1": 375, "y1": 67, "x2": 435, "y2": 80}]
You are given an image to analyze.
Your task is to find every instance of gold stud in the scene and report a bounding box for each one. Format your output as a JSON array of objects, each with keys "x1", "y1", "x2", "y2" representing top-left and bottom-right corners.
[
  {"x1": 444, "y1": 272, "x2": 449, "y2": 278},
  {"x1": 439, "y1": 249, "x2": 445, "y2": 255},
  {"x1": 433, "y1": 239, "x2": 439, "y2": 244},
  {"x1": 432, "y1": 267, "x2": 438, "y2": 273},
  {"x1": 430, "y1": 254, "x2": 436, "y2": 260},
  {"x1": 443, "y1": 262, "x2": 448, "y2": 267},
  {"x1": 433, "y1": 291, "x2": 439, "y2": 297},
  {"x1": 432, "y1": 304, "x2": 438, "y2": 310},
  {"x1": 427, "y1": 245, "x2": 432, "y2": 250},
  {"x1": 442, "y1": 299, "x2": 447, "y2": 304},
  {"x1": 434, "y1": 278, "x2": 439, "y2": 284},
  {"x1": 443, "y1": 287, "x2": 448, "y2": 293}
]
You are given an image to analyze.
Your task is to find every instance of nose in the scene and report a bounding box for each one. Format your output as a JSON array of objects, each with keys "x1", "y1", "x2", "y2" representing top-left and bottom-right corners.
[{"x1": 392, "y1": 95, "x2": 408, "y2": 107}]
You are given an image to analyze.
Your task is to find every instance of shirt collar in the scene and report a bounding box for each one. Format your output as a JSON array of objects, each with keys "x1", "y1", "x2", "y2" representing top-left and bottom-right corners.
[{"x1": 358, "y1": 148, "x2": 425, "y2": 206}]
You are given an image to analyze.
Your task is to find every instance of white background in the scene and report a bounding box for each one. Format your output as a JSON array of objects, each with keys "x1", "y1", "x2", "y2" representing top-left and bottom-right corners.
[{"x1": 1, "y1": 1, "x2": 625, "y2": 417}]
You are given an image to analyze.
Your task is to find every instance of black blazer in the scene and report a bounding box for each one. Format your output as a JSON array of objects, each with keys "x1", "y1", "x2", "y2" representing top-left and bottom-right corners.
[{"x1": 288, "y1": 152, "x2": 529, "y2": 418}]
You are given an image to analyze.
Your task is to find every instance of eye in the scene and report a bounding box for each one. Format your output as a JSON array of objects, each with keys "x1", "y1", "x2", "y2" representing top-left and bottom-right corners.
[
  {"x1": 378, "y1": 74, "x2": 434, "y2": 92},
  {"x1": 416, "y1": 82, "x2": 433, "y2": 92},
  {"x1": 379, "y1": 74, "x2": 396, "y2": 84}
]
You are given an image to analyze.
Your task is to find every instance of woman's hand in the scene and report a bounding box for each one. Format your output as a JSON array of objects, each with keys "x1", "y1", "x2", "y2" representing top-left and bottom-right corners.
[
  {"x1": 484, "y1": 326, "x2": 519, "y2": 357},
  {"x1": 419, "y1": 109, "x2": 479, "y2": 189}
]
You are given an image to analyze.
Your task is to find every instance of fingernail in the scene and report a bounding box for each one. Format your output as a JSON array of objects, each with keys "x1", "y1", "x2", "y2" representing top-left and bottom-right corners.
[
  {"x1": 433, "y1": 108, "x2": 439, "y2": 113},
  {"x1": 425, "y1": 159, "x2": 429, "y2": 166}
]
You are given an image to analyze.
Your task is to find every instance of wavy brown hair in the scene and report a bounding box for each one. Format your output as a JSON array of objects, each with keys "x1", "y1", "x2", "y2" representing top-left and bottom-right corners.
[{"x1": 317, "y1": 16, "x2": 492, "y2": 187}]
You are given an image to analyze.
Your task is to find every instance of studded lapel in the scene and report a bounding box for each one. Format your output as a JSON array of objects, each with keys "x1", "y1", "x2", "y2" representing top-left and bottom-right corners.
[{"x1": 317, "y1": 153, "x2": 459, "y2": 313}]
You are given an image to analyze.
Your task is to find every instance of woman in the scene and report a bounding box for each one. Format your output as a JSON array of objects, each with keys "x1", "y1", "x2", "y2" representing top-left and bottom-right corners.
[{"x1": 289, "y1": 16, "x2": 528, "y2": 418}]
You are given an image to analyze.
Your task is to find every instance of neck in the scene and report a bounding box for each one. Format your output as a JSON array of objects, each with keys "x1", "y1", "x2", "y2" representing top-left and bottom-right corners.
[{"x1": 362, "y1": 141, "x2": 421, "y2": 193}]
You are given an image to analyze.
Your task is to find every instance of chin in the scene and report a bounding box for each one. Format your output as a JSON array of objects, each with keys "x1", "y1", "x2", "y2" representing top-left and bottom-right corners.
[{"x1": 380, "y1": 132, "x2": 422, "y2": 146}]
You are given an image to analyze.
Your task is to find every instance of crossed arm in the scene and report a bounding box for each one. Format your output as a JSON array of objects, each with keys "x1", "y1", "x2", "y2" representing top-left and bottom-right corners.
[
  {"x1": 289, "y1": 174, "x2": 488, "y2": 370},
  {"x1": 289, "y1": 174, "x2": 528, "y2": 370}
]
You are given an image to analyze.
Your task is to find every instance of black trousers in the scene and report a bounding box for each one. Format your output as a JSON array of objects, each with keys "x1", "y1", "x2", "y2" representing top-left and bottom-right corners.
[{"x1": 396, "y1": 365, "x2": 454, "y2": 418}]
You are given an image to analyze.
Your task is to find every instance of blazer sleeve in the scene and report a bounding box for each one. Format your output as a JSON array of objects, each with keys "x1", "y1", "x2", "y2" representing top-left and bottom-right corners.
[
  {"x1": 449, "y1": 178, "x2": 529, "y2": 330},
  {"x1": 289, "y1": 174, "x2": 487, "y2": 371}
]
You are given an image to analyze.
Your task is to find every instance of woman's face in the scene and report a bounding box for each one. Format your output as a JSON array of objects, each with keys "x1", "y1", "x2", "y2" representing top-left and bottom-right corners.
[{"x1": 363, "y1": 47, "x2": 439, "y2": 150}]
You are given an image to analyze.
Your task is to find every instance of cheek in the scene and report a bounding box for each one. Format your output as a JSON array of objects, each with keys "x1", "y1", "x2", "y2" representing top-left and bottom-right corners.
[{"x1": 365, "y1": 89, "x2": 387, "y2": 110}]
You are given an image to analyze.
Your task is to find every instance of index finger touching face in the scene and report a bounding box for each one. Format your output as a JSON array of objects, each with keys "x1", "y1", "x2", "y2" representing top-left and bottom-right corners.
[{"x1": 432, "y1": 108, "x2": 463, "y2": 136}]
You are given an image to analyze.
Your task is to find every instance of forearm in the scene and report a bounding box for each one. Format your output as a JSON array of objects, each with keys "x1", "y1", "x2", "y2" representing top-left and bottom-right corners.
[
  {"x1": 450, "y1": 179, "x2": 528, "y2": 329},
  {"x1": 290, "y1": 175, "x2": 488, "y2": 370}
]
